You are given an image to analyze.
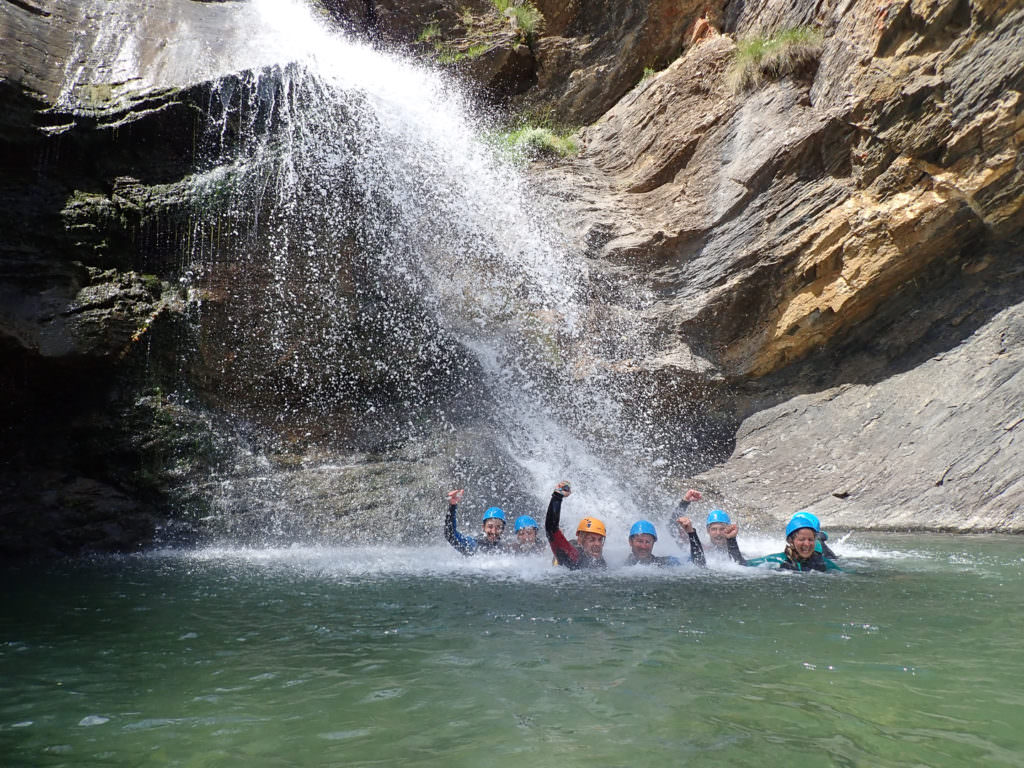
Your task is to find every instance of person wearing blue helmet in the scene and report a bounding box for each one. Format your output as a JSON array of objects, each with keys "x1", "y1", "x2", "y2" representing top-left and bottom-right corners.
[
  {"x1": 511, "y1": 515, "x2": 547, "y2": 555},
  {"x1": 745, "y1": 514, "x2": 841, "y2": 573},
  {"x1": 704, "y1": 509, "x2": 746, "y2": 564},
  {"x1": 443, "y1": 489, "x2": 509, "y2": 556},
  {"x1": 790, "y1": 511, "x2": 840, "y2": 559},
  {"x1": 625, "y1": 520, "x2": 682, "y2": 567}
]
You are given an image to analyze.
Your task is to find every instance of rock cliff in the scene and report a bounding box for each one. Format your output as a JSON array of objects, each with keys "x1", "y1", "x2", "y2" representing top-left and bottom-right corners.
[{"x1": 552, "y1": 0, "x2": 1024, "y2": 531}]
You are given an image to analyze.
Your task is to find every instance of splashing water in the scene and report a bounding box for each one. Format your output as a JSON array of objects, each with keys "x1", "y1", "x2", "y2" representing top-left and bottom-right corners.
[
  {"x1": 185, "y1": 0, "x2": 675, "y2": 532},
  {"x1": 59, "y1": 0, "x2": 681, "y2": 540}
]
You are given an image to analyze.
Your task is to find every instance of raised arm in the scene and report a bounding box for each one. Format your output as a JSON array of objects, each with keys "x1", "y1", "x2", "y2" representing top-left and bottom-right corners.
[
  {"x1": 725, "y1": 533, "x2": 746, "y2": 565},
  {"x1": 443, "y1": 489, "x2": 476, "y2": 556},
  {"x1": 670, "y1": 489, "x2": 703, "y2": 546},
  {"x1": 545, "y1": 482, "x2": 581, "y2": 569},
  {"x1": 676, "y1": 516, "x2": 706, "y2": 568}
]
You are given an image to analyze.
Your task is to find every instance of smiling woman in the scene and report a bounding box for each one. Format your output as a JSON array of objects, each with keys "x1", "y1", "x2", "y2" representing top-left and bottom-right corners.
[
  {"x1": 1, "y1": 534, "x2": 1023, "y2": 767},
  {"x1": 746, "y1": 514, "x2": 842, "y2": 573}
]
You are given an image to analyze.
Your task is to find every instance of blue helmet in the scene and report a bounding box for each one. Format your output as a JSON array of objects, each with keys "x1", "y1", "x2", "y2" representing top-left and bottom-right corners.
[
  {"x1": 706, "y1": 509, "x2": 731, "y2": 526},
  {"x1": 482, "y1": 507, "x2": 507, "y2": 523},
  {"x1": 514, "y1": 515, "x2": 539, "y2": 532},
  {"x1": 629, "y1": 520, "x2": 658, "y2": 540},
  {"x1": 793, "y1": 511, "x2": 820, "y2": 531},
  {"x1": 785, "y1": 514, "x2": 818, "y2": 538}
]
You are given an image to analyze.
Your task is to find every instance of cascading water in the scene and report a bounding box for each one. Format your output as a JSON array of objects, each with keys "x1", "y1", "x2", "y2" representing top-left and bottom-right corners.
[{"x1": 59, "y1": 0, "x2": 693, "y2": 548}]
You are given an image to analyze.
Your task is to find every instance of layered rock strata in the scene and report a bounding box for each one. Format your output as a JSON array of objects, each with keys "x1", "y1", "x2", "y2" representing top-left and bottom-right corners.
[{"x1": 548, "y1": 0, "x2": 1024, "y2": 530}]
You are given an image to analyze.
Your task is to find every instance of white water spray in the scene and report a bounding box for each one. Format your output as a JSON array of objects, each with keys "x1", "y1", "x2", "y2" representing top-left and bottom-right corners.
[{"x1": 59, "y1": 0, "x2": 683, "y2": 541}]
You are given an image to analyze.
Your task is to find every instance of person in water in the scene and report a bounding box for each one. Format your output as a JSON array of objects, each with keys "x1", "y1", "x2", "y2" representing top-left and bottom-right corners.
[
  {"x1": 703, "y1": 510, "x2": 746, "y2": 564},
  {"x1": 510, "y1": 515, "x2": 547, "y2": 555},
  {"x1": 745, "y1": 514, "x2": 841, "y2": 573},
  {"x1": 624, "y1": 520, "x2": 681, "y2": 567},
  {"x1": 790, "y1": 510, "x2": 839, "y2": 559},
  {"x1": 443, "y1": 489, "x2": 509, "y2": 556},
  {"x1": 544, "y1": 481, "x2": 607, "y2": 570}
]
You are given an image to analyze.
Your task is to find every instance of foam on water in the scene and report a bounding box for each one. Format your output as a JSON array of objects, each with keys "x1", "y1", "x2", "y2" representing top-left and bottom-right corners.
[{"x1": 141, "y1": 530, "x2": 925, "y2": 583}]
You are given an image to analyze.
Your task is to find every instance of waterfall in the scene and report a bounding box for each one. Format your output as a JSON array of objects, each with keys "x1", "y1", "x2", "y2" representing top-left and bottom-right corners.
[{"x1": 59, "y1": 0, "x2": 685, "y2": 543}]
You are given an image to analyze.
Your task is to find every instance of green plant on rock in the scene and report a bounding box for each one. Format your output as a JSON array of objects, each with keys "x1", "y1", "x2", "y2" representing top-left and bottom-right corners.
[
  {"x1": 435, "y1": 41, "x2": 490, "y2": 65},
  {"x1": 490, "y1": 124, "x2": 579, "y2": 160},
  {"x1": 491, "y1": 0, "x2": 543, "y2": 44},
  {"x1": 726, "y1": 25, "x2": 823, "y2": 93},
  {"x1": 417, "y1": 21, "x2": 441, "y2": 43}
]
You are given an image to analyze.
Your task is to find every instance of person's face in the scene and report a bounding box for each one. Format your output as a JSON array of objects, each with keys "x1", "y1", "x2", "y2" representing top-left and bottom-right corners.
[
  {"x1": 482, "y1": 519, "x2": 505, "y2": 541},
  {"x1": 790, "y1": 528, "x2": 816, "y2": 559},
  {"x1": 517, "y1": 527, "x2": 538, "y2": 544},
  {"x1": 577, "y1": 531, "x2": 606, "y2": 559},
  {"x1": 629, "y1": 533, "x2": 655, "y2": 560},
  {"x1": 707, "y1": 523, "x2": 728, "y2": 545}
]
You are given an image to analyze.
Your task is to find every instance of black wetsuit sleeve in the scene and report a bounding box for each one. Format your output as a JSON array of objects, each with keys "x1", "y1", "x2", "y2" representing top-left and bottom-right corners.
[
  {"x1": 545, "y1": 492, "x2": 562, "y2": 539},
  {"x1": 668, "y1": 500, "x2": 690, "y2": 547},
  {"x1": 821, "y1": 542, "x2": 839, "y2": 559},
  {"x1": 726, "y1": 538, "x2": 746, "y2": 565},
  {"x1": 545, "y1": 492, "x2": 581, "y2": 569},
  {"x1": 444, "y1": 503, "x2": 475, "y2": 556},
  {"x1": 688, "y1": 530, "x2": 706, "y2": 568}
]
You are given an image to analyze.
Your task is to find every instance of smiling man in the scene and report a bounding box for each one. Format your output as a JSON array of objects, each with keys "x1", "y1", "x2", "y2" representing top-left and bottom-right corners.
[
  {"x1": 443, "y1": 488, "x2": 510, "y2": 556},
  {"x1": 624, "y1": 520, "x2": 681, "y2": 567},
  {"x1": 544, "y1": 481, "x2": 607, "y2": 570}
]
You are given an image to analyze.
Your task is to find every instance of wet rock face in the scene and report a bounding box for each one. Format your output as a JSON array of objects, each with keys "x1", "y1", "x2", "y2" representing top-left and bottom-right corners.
[
  {"x1": 322, "y1": 0, "x2": 715, "y2": 120},
  {"x1": 574, "y1": 2, "x2": 1024, "y2": 382},
  {"x1": 0, "y1": 0, "x2": 474, "y2": 556},
  {"x1": 541, "y1": 0, "x2": 1024, "y2": 529},
  {"x1": 525, "y1": 0, "x2": 708, "y2": 124}
]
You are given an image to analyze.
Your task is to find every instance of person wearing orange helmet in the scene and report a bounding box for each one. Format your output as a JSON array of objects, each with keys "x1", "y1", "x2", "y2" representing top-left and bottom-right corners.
[{"x1": 544, "y1": 481, "x2": 607, "y2": 570}]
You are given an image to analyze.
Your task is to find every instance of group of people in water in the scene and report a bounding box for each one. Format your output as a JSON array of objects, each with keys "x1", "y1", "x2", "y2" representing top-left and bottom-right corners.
[{"x1": 444, "y1": 482, "x2": 842, "y2": 573}]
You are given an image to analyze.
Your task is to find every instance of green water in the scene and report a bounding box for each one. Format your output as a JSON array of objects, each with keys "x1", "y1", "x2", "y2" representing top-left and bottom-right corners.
[{"x1": 2, "y1": 534, "x2": 1023, "y2": 767}]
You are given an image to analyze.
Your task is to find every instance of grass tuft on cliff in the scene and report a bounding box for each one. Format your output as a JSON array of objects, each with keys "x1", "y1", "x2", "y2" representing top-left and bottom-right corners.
[
  {"x1": 491, "y1": 0, "x2": 543, "y2": 44},
  {"x1": 726, "y1": 25, "x2": 823, "y2": 93},
  {"x1": 489, "y1": 124, "x2": 579, "y2": 161},
  {"x1": 417, "y1": 22, "x2": 441, "y2": 43}
]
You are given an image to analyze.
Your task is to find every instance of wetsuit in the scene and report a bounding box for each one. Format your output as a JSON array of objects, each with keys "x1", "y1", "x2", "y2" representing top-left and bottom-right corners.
[
  {"x1": 624, "y1": 554, "x2": 682, "y2": 567},
  {"x1": 745, "y1": 549, "x2": 841, "y2": 573},
  {"x1": 544, "y1": 492, "x2": 606, "y2": 570},
  {"x1": 668, "y1": 500, "x2": 711, "y2": 566},
  {"x1": 444, "y1": 503, "x2": 507, "y2": 556}
]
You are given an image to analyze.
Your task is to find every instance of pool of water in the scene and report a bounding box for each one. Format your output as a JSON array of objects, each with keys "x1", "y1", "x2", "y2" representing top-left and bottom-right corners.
[{"x1": 2, "y1": 533, "x2": 1023, "y2": 767}]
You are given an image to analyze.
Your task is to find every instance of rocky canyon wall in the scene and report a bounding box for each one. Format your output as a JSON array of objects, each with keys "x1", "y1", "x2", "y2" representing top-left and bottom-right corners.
[{"x1": 550, "y1": 0, "x2": 1024, "y2": 530}]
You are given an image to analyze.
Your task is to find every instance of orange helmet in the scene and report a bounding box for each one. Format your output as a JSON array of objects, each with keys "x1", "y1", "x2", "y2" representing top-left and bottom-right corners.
[{"x1": 576, "y1": 517, "x2": 607, "y2": 538}]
